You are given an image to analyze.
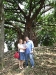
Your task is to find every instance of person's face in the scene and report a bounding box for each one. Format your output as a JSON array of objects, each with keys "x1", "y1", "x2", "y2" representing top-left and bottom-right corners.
[
  {"x1": 19, "y1": 39, "x2": 23, "y2": 44},
  {"x1": 24, "y1": 41, "x2": 26, "y2": 44},
  {"x1": 25, "y1": 37, "x2": 29, "y2": 41}
]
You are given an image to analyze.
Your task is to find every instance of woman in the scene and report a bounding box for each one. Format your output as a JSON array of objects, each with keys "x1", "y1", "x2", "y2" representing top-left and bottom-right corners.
[{"x1": 18, "y1": 39, "x2": 26, "y2": 69}]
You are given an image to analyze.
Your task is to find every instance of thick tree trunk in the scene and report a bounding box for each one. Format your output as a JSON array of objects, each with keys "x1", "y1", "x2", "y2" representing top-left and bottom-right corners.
[
  {"x1": 25, "y1": 20, "x2": 35, "y2": 40},
  {"x1": 25, "y1": 22, "x2": 32, "y2": 39},
  {"x1": 24, "y1": 21, "x2": 38, "y2": 46},
  {"x1": 0, "y1": 0, "x2": 4, "y2": 69}
]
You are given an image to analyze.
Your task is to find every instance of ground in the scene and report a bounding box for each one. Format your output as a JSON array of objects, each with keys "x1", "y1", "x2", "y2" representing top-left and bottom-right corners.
[{"x1": 0, "y1": 46, "x2": 56, "y2": 75}]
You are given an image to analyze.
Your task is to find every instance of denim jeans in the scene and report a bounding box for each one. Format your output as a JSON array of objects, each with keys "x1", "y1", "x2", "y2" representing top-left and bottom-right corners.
[{"x1": 25, "y1": 53, "x2": 34, "y2": 66}]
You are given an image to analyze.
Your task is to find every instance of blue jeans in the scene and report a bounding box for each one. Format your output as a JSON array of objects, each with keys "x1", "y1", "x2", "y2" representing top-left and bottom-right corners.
[{"x1": 25, "y1": 53, "x2": 34, "y2": 66}]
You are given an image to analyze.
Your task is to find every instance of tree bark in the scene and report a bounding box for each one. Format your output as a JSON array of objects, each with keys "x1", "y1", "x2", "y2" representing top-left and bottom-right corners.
[
  {"x1": 24, "y1": 20, "x2": 34, "y2": 40},
  {"x1": 0, "y1": 0, "x2": 4, "y2": 69}
]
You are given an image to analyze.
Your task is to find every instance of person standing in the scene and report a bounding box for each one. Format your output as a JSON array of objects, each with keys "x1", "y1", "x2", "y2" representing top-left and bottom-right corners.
[
  {"x1": 25, "y1": 36, "x2": 34, "y2": 68},
  {"x1": 18, "y1": 39, "x2": 26, "y2": 69}
]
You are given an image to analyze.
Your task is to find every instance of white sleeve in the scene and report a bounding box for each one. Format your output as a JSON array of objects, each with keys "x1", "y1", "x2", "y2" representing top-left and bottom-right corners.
[
  {"x1": 31, "y1": 41, "x2": 34, "y2": 49},
  {"x1": 18, "y1": 44, "x2": 20, "y2": 49},
  {"x1": 18, "y1": 44, "x2": 24, "y2": 49}
]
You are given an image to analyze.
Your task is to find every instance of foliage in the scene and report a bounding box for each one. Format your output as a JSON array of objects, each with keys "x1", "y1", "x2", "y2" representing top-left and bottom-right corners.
[
  {"x1": 3, "y1": 0, "x2": 56, "y2": 47},
  {"x1": 35, "y1": 13, "x2": 56, "y2": 46},
  {"x1": 5, "y1": 28, "x2": 17, "y2": 50}
]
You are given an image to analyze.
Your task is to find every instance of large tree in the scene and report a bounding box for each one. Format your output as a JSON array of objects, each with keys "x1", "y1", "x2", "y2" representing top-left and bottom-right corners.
[{"x1": 4, "y1": 0, "x2": 54, "y2": 41}]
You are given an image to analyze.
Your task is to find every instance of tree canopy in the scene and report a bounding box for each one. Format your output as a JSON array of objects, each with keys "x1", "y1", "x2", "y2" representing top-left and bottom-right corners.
[{"x1": 3, "y1": 0, "x2": 56, "y2": 47}]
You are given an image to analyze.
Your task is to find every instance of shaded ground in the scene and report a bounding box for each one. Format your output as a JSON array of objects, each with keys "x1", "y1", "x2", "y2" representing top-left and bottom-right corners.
[{"x1": 0, "y1": 46, "x2": 56, "y2": 75}]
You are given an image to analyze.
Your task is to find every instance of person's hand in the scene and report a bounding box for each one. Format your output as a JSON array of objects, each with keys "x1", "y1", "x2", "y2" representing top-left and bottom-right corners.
[
  {"x1": 30, "y1": 50, "x2": 33, "y2": 54},
  {"x1": 23, "y1": 47, "x2": 27, "y2": 50}
]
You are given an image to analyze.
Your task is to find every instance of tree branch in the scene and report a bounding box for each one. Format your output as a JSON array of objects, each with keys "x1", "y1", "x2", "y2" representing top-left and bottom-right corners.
[
  {"x1": 6, "y1": 0, "x2": 14, "y2": 4},
  {"x1": 13, "y1": 0, "x2": 27, "y2": 19},
  {"x1": 4, "y1": 8, "x2": 19, "y2": 11},
  {"x1": 30, "y1": 0, "x2": 41, "y2": 13},
  {"x1": 5, "y1": 21, "x2": 19, "y2": 29},
  {"x1": 5, "y1": 18, "x2": 26, "y2": 24},
  {"x1": 5, "y1": 21, "x2": 25, "y2": 29},
  {"x1": 28, "y1": 0, "x2": 32, "y2": 18},
  {"x1": 18, "y1": 5, "x2": 27, "y2": 19},
  {"x1": 14, "y1": 19, "x2": 26, "y2": 24},
  {"x1": 4, "y1": 25, "x2": 17, "y2": 31},
  {"x1": 41, "y1": 6, "x2": 53, "y2": 15},
  {"x1": 5, "y1": 10, "x2": 20, "y2": 13},
  {"x1": 4, "y1": 21, "x2": 22, "y2": 32},
  {"x1": 31, "y1": 0, "x2": 45, "y2": 21}
]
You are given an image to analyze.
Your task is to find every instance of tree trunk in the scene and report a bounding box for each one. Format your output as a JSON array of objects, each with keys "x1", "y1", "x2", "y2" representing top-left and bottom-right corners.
[
  {"x1": 0, "y1": 0, "x2": 4, "y2": 69},
  {"x1": 24, "y1": 20, "x2": 38, "y2": 46},
  {"x1": 25, "y1": 20, "x2": 35, "y2": 40},
  {"x1": 25, "y1": 22, "x2": 32, "y2": 39}
]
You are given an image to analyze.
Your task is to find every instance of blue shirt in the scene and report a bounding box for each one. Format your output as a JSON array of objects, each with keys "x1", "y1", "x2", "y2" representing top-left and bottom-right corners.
[{"x1": 25, "y1": 40, "x2": 34, "y2": 54}]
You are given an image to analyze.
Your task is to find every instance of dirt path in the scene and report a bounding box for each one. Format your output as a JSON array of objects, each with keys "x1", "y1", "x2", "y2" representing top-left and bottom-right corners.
[{"x1": 0, "y1": 46, "x2": 56, "y2": 75}]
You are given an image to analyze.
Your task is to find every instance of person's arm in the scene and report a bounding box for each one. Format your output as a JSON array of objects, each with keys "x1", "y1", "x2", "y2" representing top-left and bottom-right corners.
[
  {"x1": 18, "y1": 46, "x2": 26, "y2": 50},
  {"x1": 31, "y1": 41, "x2": 34, "y2": 53},
  {"x1": 23, "y1": 44, "x2": 27, "y2": 50},
  {"x1": 18, "y1": 44, "x2": 26, "y2": 50}
]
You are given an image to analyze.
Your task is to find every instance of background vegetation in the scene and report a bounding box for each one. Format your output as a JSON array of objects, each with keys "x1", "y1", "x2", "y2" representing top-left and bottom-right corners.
[{"x1": 3, "y1": 0, "x2": 56, "y2": 48}]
